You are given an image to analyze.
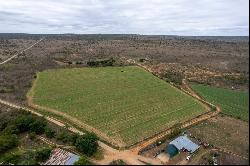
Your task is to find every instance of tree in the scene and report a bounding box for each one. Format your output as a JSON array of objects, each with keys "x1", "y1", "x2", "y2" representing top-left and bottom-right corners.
[
  {"x1": 14, "y1": 115, "x2": 35, "y2": 133},
  {"x1": 28, "y1": 132, "x2": 36, "y2": 140},
  {"x1": 2, "y1": 124, "x2": 19, "y2": 134},
  {"x1": 163, "y1": 71, "x2": 184, "y2": 85},
  {"x1": 74, "y1": 156, "x2": 92, "y2": 165},
  {"x1": 45, "y1": 127, "x2": 55, "y2": 138},
  {"x1": 0, "y1": 134, "x2": 18, "y2": 153},
  {"x1": 68, "y1": 133, "x2": 79, "y2": 145},
  {"x1": 1, "y1": 152, "x2": 21, "y2": 165},
  {"x1": 56, "y1": 130, "x2": 71, "y2": 143},
  {"x1": 29, "y1": 118, "x2": 47, "y2": 134},
  {"x1": 35, "y1": 147, "x2": 52, "y2": 162},
  {"x1": 75, "y1": 133, "x2": 98, "y2": 156}
]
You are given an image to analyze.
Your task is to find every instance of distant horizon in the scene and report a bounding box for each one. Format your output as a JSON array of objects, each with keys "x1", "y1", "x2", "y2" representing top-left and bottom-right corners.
[
  {"x1": 0, "y1": 0, "x2": 248, "y2": 36},
  {"x1": 0, "y1": 32, "x2": 249, "y2": 37}
]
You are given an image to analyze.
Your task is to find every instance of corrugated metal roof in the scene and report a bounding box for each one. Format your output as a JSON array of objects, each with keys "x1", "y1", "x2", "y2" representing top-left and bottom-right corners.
[
  {"x1": 65, "y1": 154, "x2": 80, "y2": 165},
  {"x1": 169, "y1": 136, "x2": 199, "y2": 153},
  {"x1": 43, "y1": 148, "x2": 80, "y2": 165}
]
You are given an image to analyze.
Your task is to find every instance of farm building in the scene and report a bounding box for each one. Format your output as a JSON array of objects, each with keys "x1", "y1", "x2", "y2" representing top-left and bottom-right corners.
[
  {"x1": 42, "y1": 148, "x2": 80, "y2": 165},
  {"x1": 166, "y1": 136, "x2": 199, "y2": 157}
]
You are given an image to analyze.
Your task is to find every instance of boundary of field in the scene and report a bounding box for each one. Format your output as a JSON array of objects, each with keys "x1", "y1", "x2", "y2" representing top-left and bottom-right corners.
[{"x1": 26, "y1": 66, "x2": 217, "y2": 149}]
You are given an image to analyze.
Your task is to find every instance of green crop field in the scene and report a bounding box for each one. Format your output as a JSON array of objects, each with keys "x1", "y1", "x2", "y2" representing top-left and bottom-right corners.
[
  {"x1": 29, "y1": 66, "x2": 207, "y2": 146},
  {"x1": 191, "y1": 83, "x2": 249, "y2": 121}
]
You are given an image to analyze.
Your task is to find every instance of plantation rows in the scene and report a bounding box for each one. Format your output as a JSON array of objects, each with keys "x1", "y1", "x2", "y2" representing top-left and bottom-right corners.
[
  {"x1": 31, "y1": 67, "x2": 207, "y2": 146},
  {"x1": 191, "y1": 83, "x2": 249, "y2": 121}
]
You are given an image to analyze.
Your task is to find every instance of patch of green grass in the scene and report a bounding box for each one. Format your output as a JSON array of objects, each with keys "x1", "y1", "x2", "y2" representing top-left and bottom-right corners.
[
  {"x1": 30, "y1": 66, "x2": 207, "y2": 146},
  {"x1": 191, "y1": 83, "x2": 249, "y2": 121}
]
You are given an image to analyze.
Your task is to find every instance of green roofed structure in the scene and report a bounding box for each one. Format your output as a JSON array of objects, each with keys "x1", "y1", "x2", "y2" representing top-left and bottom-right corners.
[{"x1": 166, "y1": 144, "x2": 179, "y2": 157}]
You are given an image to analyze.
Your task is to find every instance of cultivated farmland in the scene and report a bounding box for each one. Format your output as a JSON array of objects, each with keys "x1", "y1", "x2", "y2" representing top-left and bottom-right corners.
[
  {"x1": 191, "y1": 84, "x2": 249, "y2": 121},
  {"x1": 28, "y1": 66, "x2": 208, "y2": 147}
]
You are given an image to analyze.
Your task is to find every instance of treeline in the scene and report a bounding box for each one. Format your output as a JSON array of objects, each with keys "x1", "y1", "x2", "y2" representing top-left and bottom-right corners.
[
  {"x1": 87, "y1": 58, "x2": 115, "y2": 67},
  {"x1": 0, "y1": 110, "x2": 98, "y2": 164}
]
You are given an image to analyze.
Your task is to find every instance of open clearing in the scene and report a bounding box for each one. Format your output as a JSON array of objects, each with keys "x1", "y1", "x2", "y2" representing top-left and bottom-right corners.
[
  {"x1": 191, "y1": 83, "x2": 249, "y2": 121},
  {"x1": 187, "y1": 115, "x2": 249, "y2": 159},
  {"x1": 28, "y1": 66, "x2": 207, "y2": 146}
]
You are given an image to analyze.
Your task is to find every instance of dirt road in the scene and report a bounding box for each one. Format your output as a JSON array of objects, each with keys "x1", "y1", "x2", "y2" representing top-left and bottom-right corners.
[{"x1": 0, "y1": 37, "x2": 45, "y2": 65}]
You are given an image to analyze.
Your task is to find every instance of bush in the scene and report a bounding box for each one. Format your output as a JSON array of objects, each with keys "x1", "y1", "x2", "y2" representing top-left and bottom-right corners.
[
  {"x1": 87, "y1": 58, "x2": 115, "y2": 67},
  {"x1": 0, "y1": 134, "x2": 18, "y2": 153},
  {"x1": 0, "y1": 85, "x2": 15, "y2": 93},
  {"x1": 28, "y1": 132, "x2": 36, "y2": 140},
  {"x1": 224, "y1": 74, "x2": 249, "y2": 85},
  {"x1": 14, "y1": 115, "x2": 35, "y2": 133},
  {"x1": 35, "y1": 147, "x2": 52, "y2": 162},
  {"x1": 75, "y1": 133, "x2": 98, "y2": 156},
  {"x1": 19, "y1": 150, "x2": 38, "y2": 165},
  {"x1": 2, "y1": 124, "x2": 19, "y2": 135},
  {"x1": 1, "y1": 152, "x2": 21, "y2": 164},
  {"x1": 139, "y1": 58, "x2": 145, "y2": 62},
  {"x1": 164, "y1": 124, "x2": 182, "y2": 140},
  {"x1": 56, "y1": 130, "x2": 71, "y2": 143},
  {"x1": 68, "y1": 133, "x2": 79, "y2": 145},
  {"x1": 163, "y1": 71, "x2": 183, "y2": 85},
  {"x1": 45, "y1": 127, "x2": 55, "y2": 138},
  {"x1": 74, "y1": 156, "x2": 92, "y2": 165},
  {"x1": 56, "y1": 130, "x2": 80, "y2": 145},
  {"x1": 29, "y1": 118, "x2": 47, "y2": 134},
  {"x1": 211, "y1": 106, "x2": 217, "y2": 112}
]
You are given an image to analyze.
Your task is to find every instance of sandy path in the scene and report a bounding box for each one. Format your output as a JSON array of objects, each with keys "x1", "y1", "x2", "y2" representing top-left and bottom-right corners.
[{"x1": 0, "y1": 38, "x2": 44, "y2": 65}]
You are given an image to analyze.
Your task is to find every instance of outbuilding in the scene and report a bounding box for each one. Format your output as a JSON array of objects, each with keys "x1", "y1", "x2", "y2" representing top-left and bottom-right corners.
[{"x1": 166, "y1": 136, "x2": 200, "y2": 157}]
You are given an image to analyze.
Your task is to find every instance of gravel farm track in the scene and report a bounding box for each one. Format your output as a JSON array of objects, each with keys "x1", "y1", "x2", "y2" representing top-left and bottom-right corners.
[{"x1": 0, "y1": 39, "x2": 222, "y2": 165}]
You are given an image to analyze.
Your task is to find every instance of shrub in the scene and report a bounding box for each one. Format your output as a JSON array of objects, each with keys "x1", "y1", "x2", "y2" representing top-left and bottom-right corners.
[
  {"x1": 87, "y1": 58, "x2": 115, "y2": 67},
  {"x1": 2, "y1": 124, "x2": 19, "y2": 135},
  {"x1": 0, "y1": 85, "x2": 15, "y2": 93},
  {"x1": 164, "y1": 124, "x2": 182, "y2": 140},
  {"x1": 35, "y1": 147, "x2": 52, "y2": 162},
  {"x1": 163, "y1": 71, "x2": 184, "y2": 85},
  {"x1": 19, "y1": 150, "x2": 38, "y2": 165},
  {"x1": 74, "y1": 156, "x2": 92, "y2": 165},
  {"x1": 139, "y1": 58, "x2": 145, "y2": 62},
  {"x1": 0, "y1": 134, "x2": 18, "y2": 153},
  {"x1": 45, "y1": 127, "x2": 55, "y2": 138},
  {"x1": 14, "y1": 115, "x2": 36, "y2": 133},
  {"x1": 28, "y1": 132, "x2": 36, "y2": 140},
  {"x1": 56, "y1": 130, "x2": 71, "y2": 143},
  {"x1": 1, "y1": 152, "x2": 21, "y2": 165},
  {"x1": 75, "y1": 133, "x2": 98, "y2": 156},
  {"x1": 29, "y1": 118, "x2": 47, "y2": 134},
  {"x1": 68, "y1": 133, "x2": 79, "y2": 145},
  {"x1": 211, "y1": 106, "x2": 217, "y2": 112}
]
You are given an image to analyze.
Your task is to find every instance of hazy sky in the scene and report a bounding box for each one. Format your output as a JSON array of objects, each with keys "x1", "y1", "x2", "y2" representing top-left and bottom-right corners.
[{"x1": 0, "y1": 0, "x2": 249, "y2": 35}]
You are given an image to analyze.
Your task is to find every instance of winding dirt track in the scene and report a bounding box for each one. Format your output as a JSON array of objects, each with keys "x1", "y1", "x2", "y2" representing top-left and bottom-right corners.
[{"x1": 0, "y1": 38, "x2": 44, "y2": 65}]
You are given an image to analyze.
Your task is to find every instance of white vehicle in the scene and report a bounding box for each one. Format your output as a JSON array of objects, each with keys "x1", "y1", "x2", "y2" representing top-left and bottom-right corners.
[{"x1": 186, "y1": 155, "x2": 191, "y2": 160}]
